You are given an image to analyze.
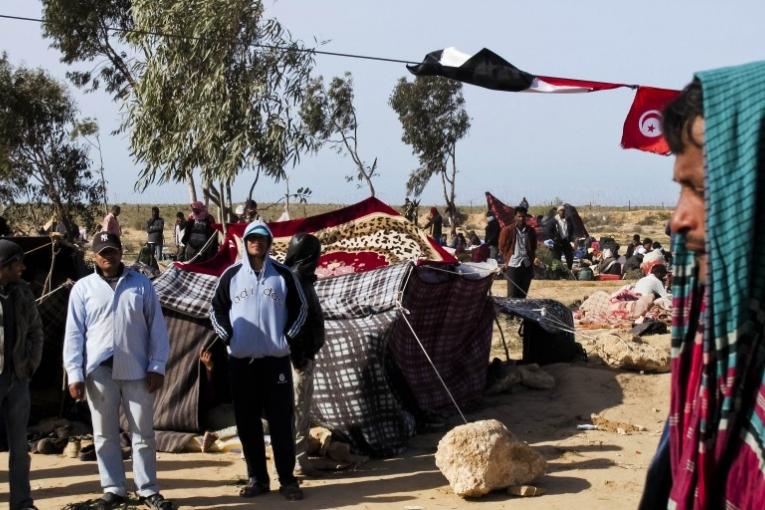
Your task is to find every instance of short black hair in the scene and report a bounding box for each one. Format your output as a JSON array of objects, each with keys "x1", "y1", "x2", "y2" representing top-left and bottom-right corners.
[
  {"x1": 652, "y1": 241, "x2": 662, "y2": 249},
  {"x1": 515, "y1": 207, "x2": 528, "y2": 215},
  {"x1": 176, "y1": 211, "x2": 184, "y2": 218},
  {"x1": 633, "y1": 234, "x2": 641, "y2": 242},
  {"x1": 663, "y1": 79, "x2": 703, "y2": 154},
  {"x1": 651, "y1": 264, "x2": 668, "y2": 278},
  {"x1": 643, "y1": 237, "x2": 653, "y2": 246}
]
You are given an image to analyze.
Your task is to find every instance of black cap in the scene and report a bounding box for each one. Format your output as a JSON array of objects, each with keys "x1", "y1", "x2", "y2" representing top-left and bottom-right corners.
[
  {"x1": 0, "y1": 239, "x2": 24, "y2": 268},
  {"x1": 92, "y1": 231, "x2": 122, "y2": 253}
]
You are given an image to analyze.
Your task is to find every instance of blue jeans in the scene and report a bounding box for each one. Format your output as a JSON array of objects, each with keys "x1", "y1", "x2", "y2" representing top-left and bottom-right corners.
[
  {"x1": 0, "y1": 371, "x2": 33, "y2": 510},
  {"x1": 85, "y1": 365, "x2": 159, "y2": 498}
]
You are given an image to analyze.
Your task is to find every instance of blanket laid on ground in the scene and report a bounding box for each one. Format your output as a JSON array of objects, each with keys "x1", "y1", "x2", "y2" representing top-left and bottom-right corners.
[
  {"x1": 177, "y1": 197, "x2": 457, "y2": 277},
  {"x1": 575, "y1": 285, "x2": 671, "y2": 329}
]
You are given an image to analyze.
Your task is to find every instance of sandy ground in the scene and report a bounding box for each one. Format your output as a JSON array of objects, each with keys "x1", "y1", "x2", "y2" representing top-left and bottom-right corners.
[{"x1": 0, "y1": 279, "x2": 669, "y2": 510}]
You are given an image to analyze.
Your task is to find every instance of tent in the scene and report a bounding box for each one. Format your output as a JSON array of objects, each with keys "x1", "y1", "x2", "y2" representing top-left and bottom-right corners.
[{"x1": 150, "y1": 198, "x2": 495, "y2": 455}]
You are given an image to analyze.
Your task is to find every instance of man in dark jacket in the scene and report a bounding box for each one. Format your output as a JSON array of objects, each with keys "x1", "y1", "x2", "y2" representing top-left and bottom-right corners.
[
  {"x1": 284, "y1": 233, "x2": 325, "y2": 476},
  {"x1": 550, "y1": 205, "x2": 575, "y2": 269},
  {"x1": 0, "y1": 239, "x2": 44, "y2": 510},
  {"x1": 145, "y1": 207, "x2": 164, "y2": 263},
  {"x1": 210, "y1": 220, "x2": 307, "y2": 501},
  {"x1": 499, "y1": 207, "x2": 537, "y2": 298}
]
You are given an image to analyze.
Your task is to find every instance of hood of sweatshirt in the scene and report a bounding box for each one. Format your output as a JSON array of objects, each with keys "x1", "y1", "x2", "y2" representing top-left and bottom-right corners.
[{"x1": 242, "y1": 220, "x2": 273, "y2": 272}]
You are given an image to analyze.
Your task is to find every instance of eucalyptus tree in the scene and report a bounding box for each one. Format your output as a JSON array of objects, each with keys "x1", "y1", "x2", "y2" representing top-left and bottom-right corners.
[
  {"x1": 389, "y1": 76, "x2": 470, "y2": 231},
  {"x1": 301, "y1": 72, "x2": 379, "y2": 197},
  {"x1": 126, "y1": 0, "x2": 320, "y2": 222},
  {"x1": 0, "y1": 54, "x2": 104, "y2": 237}
]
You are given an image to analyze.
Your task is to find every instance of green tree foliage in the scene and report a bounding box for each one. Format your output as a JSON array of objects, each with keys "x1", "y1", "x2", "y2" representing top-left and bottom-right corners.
[
  {"x1": 41, "y1": 0, "x2": 135, "y2": 100},
  {"x1": 301, "y1": 72, "x2": 378, "y2": 197},
  {"x1": 126, "y1": 0, "x2": 319, "y2": 221},
  {"x1": 0, "y1": 54, "x2": 105, "y2": 237},
  {"x1": 389, "y1": 76, "x2": 470, "y2": 232}
]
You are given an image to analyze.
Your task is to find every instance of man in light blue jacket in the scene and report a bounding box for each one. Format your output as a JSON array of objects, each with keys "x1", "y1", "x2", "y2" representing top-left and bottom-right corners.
[{"x1": 63, "y1": 232, "x2": 172, "y2": 510}]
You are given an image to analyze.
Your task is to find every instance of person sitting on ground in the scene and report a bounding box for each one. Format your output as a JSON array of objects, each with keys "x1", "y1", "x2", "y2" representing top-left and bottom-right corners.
[
  {"x1": 633, "y1": 264, "x2": 670, "y2": 299},
  {"x1": 597, "y1": 248, "x2": 622, "y2": 275},
  {"x1": 635, "y1": 237, "x2": 652, "y2": 256},
  {"x1": 626, "y1": 234, "x2": 641, "y2": 258},
  {"x1": 467, "y1": 231, "x2": 481, "y2": 247}
]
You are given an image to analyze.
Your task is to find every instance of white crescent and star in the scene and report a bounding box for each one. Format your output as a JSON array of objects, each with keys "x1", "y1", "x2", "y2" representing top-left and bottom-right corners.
[{"x1": 638, "y1": 109, "x2": 663, "y2": 138}]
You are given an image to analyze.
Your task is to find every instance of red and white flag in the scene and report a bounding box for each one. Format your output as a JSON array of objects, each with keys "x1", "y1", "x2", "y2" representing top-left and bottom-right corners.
[{"x1": 621, "y1": 86, "x2": 681, "y2": 155}]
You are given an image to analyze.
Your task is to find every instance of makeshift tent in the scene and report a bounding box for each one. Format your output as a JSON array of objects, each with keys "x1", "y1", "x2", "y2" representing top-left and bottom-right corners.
[{"x1": 150, "y1": 198, "x2": 494, "y2": 455}]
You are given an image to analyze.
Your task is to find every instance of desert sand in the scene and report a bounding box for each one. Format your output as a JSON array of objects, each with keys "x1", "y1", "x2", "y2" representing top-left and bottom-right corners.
[{"x1": 1, "y1": 278, "x2": 669, "y2": 510}]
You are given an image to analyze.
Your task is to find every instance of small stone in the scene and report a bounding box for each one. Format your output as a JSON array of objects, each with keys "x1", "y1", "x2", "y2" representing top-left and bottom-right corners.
[
  {"x1": 435, "y1": 419, "x2": 546, "y2": 498},
  {"x1": 508, "y1": 485, "x2": 545, "y2": 497}
]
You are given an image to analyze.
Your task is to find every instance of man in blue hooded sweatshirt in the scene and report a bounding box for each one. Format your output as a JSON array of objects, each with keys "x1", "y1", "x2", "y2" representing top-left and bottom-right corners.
[{"x1": 210, "y1": 220, "x2": 307, "y2": 501}]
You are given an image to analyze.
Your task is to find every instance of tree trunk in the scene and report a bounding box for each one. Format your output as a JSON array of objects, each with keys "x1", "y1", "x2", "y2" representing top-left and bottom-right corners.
[{"x1": 186, "y1": 171, "x2": 198, "y2": 203}]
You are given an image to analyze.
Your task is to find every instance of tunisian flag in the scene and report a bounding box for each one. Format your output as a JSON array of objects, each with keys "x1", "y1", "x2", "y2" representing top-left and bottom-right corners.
[
  {"x1": 408, "y1": 47, "x2": 632, "y2": 93},
  {"x1": 621, "y1": 86, "x2": 681, "y2": 155}
]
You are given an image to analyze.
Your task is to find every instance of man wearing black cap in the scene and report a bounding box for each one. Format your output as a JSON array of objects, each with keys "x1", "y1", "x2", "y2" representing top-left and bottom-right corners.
[
  {"x1": 0, "y1": 239, "x2": 43, "y2": 510},
  {"x1": 63, "y1": 232, "x2": 172, "y2": 510}
]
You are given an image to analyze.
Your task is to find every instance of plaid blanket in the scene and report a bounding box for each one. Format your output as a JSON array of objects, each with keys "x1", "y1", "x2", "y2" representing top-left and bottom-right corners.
[
  {"x1": 153, "y1": 266, "x2": 218, "y2": 319},
  {"x1": 388, "y1": 266, "x2": 494, "y2": 414},
  {"x1": 311, "y1": 263, "x2": 415, "y2": 455}
]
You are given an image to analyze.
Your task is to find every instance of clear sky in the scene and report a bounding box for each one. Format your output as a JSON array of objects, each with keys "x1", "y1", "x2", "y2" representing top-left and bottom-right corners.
[{"x1": 2, "y1": 1, "x2": 763, "y2": 207}]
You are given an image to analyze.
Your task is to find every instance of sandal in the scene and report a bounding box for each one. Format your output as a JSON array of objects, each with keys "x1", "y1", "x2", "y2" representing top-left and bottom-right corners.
[{"x1": 239, "y1": 479, "x2": 270, "y2": 498}]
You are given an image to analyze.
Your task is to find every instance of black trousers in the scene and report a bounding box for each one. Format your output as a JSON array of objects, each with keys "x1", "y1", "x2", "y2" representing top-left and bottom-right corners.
[
  {"x1": 229, "y1": 355, "x2": 296, "y2": 487},
  {"x1": 506, "y1": 265, "x2": 533, "y2": 298},
  {"x1": 552, "y1": 241, "x2": 574, "y2": 269}
]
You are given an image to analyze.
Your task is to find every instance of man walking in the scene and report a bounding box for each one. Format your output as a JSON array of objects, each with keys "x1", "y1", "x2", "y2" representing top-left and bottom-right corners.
[
  {"x1": 284, "y1": 233, "x2": 325, "y2": 477},
  {"x1": 210, "y1": 220, "x2": 307, "y2": 501},
  {"x1": 145, "y1": 207, "x2": 165, "y2": 263},
  {"x1": 499, "y1": 207, "x2": 537, "y2": 298},
  {"x1": 0, "y1": 240, "x2": 43, "y2": 510},
  {"x1": 64, "y1": 232, "x2": 172, "y2": 510},
  {"x1": 550, "y1": 205, "x2": 575, "y2": 269}
]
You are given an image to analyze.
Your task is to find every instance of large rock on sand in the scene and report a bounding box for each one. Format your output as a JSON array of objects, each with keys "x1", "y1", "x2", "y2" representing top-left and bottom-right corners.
[
  {"x1": 435, "y1": 419, "x2": 546, "y2": 497},
  {"x1": 590, "y1": 332, "x2": 670, "y2": 373}
]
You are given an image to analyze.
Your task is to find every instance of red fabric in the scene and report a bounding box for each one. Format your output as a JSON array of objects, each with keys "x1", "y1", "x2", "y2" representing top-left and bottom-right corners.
[
  {"x1": 485, "y1": 192, "x2": 541, "y2": 238},
  {"x1": 621, "y1": 86, "x2": 681, "y2": 155},
  {"x1": 596, "y1": 273, "x2": 621, "y2": 281},
  {"x1": 175, "y1": 197, "x2": 457, "y2": 277},
  {"x1": 535, "y1": 75, "x2": 629, "y2": 92}
]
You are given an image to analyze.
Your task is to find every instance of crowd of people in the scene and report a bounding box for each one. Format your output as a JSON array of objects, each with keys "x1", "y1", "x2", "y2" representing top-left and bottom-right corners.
[{"x1": 1, "y1": 215, "x2": 325, "y2": 509}]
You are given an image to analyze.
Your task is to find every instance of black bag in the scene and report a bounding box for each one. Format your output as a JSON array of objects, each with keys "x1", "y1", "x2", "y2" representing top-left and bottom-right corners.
[{"x1": 519, "y1": 319, "x2": 587, "y2": 365}]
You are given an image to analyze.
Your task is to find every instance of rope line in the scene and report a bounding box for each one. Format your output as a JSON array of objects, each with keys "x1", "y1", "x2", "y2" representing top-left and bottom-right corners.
[
  {"x1": 0, "y1": 13, "x2": 420, "y2": 65},
  {"x1": 23, "y1": 241, "x2": 53, "y2": 256}
]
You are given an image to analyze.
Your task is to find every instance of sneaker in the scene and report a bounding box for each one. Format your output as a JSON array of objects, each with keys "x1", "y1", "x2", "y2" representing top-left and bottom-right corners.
[
  {"x1": 94, "y1": 492, "x2": 126, "y2": 510},
  {"x1": 279, "y1": 483, "x2": 304, "y2": 501},
  {"x1": 141, "y1": 492, "x2": 174, "y2": 510}
]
